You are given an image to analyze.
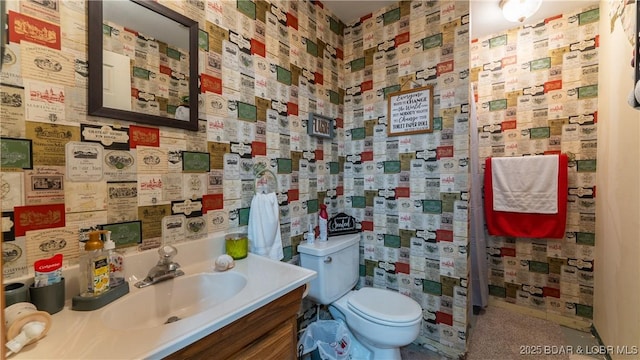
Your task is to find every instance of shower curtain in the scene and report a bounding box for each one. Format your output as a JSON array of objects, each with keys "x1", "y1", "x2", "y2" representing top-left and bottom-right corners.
[{"x1": 469, "y1": 89, "x2": 489, "y2": 310}]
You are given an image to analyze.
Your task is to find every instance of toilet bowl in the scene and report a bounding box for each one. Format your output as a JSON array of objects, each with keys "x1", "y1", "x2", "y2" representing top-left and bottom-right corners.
[
  {"x1": 298, "y1": 234, "x2": 423, "y2": 360},
  {"x1": 329, "y1": 287, "x2": 422, "y2": 360}
]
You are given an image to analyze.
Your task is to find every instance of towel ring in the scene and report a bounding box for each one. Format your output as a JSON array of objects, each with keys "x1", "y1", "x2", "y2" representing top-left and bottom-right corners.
[{"x1": 253, "y1": 163, "x2": 278, "y2": 194}]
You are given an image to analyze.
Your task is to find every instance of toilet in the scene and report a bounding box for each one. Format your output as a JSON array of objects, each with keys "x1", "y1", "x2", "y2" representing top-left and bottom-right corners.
[{"x1": 298, "y1": 233, "x2": 422, "y2": 360}]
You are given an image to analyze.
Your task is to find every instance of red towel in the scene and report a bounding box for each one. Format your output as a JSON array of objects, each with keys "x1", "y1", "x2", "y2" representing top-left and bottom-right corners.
[{"x1": 484, "y1": 154, "x2": 568, "y2": 239}]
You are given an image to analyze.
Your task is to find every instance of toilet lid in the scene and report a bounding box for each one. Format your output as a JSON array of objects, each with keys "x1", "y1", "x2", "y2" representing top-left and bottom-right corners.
[{"x1": 347, "y1": 288, "x2": 422, "y2": 325}]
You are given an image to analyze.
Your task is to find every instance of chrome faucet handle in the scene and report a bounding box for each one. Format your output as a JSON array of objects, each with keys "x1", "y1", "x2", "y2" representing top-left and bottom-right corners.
[
  {"x1": 134, "y1": 245, "x2": 184, "y2": 288},
  {"x1": 157, "y1": 245, "x2": 178, "y2": 265}
]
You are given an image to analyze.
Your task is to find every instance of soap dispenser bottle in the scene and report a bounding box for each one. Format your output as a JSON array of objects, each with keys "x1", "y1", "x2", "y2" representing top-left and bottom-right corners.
[
  {"x1": 306, "y1": 223, "x2": 315, "y2": 244},
  {"x1": 103, "y1": 231, "x2": 125, "y2": 288},
  {"x1": 78, "y1": 230, "x2": 110, "y2": 297}
]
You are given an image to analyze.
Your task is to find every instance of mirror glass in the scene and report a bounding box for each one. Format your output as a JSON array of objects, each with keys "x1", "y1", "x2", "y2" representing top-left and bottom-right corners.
[{"x1": 88, "y1": 0, "x2": 199, "y2": 131}]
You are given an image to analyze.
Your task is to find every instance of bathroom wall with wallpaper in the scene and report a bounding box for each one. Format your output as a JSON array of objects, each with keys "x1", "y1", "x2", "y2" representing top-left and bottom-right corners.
[
  {"x1": 470, "y1": 5, "x2": 598, "y2": 323},
  {"x1": 1, "y1": 0, "x2": 472, "y2": 355},
  {"x1": 342, "y1": 1, "x2": 470, "y2": 356},
  {"x1": 1, "y1": 0, "x2": 345, "y2": 280}
]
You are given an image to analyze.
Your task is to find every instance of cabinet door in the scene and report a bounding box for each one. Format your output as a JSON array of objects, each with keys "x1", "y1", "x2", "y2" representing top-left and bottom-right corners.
[
  {"x1": 165, "y1": 287, "x2": 304, "y2": 360},
  {"x1": 233, "y1": 318, "x2": 297, "y2": 360}
]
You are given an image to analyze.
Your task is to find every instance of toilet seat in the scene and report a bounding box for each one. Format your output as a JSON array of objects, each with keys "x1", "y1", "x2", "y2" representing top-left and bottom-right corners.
[{"x1": 347, "y1": 288, "x2": 422, "y2": 327}]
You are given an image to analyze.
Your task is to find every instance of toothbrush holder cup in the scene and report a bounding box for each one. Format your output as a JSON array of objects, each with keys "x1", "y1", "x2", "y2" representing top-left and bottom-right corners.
[{"x1": 29, "y1": 278, "x2": 65, "y2": 315}]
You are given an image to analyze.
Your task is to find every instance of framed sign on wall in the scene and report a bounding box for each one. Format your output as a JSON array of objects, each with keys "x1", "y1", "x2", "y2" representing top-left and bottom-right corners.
[
  {"x1": 387, "y1": 85, "x2": 434, "y2": 136},
  {"x1": 308, "y1": 113, "x2": 334, "y2": 139}
]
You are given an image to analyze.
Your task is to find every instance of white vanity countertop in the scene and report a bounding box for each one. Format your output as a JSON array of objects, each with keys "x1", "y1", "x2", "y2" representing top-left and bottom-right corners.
[{"x1": 11, "y1": 239, "x2": 317, "y2": 360}]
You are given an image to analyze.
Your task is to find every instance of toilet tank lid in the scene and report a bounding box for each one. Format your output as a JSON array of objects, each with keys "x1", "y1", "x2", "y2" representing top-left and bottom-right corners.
[{"x1": 297, "y1": 233, "x2": 360, "y2": 256}]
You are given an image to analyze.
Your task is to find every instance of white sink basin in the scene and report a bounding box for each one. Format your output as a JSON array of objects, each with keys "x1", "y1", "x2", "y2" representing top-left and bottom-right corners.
[{"x1": 101, "y1": 271, "x2": 247, "y2": 330}]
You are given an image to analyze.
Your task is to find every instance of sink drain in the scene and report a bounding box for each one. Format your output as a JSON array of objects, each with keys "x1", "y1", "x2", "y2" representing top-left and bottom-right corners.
[{"x1": 164, "y1": 316, "x2": 181, "y2": 324}]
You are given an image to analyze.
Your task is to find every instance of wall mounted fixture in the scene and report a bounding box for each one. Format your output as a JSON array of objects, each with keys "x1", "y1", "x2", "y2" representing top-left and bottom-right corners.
[
  {"x1": 87, "y1": 0, "x2": 199, "y2": 131},
  {"x1": 499, "y1": 0, "x2": 542, "y2": 22}
]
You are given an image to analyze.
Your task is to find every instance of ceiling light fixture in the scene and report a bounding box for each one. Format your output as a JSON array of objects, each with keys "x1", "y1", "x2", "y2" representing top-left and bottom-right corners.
[{"x1": 499, "y1": 0, "x2": 542, "y2": 23}]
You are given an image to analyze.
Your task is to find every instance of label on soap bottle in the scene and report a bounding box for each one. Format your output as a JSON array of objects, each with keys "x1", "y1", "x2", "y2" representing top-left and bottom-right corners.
[
  {"x1": 92, "y1": 256, "x2": 110, "y2": 294},
  {"x1": 108, "y1": 252, "x2": 125, "y2": 287}
]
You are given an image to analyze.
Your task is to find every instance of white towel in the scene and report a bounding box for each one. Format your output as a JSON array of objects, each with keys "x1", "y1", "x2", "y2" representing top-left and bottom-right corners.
[
  {"x1": 491, "y1": 155, "x2": 559, "y2": 214},
  {"x1": 248, "y1": 192, "x2": 284, "y2": 261}
]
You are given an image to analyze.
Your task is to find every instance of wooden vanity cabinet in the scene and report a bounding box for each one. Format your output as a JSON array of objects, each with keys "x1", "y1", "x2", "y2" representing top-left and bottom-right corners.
[{"x1": 165, "y1": 286, "x2": 304, "y2": 360}]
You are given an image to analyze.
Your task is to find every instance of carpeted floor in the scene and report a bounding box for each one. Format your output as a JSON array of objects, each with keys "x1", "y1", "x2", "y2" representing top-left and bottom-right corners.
[
  {"x1": 466, "y1": 306, "x2": 570, "y2": 360},
  {"x1": 400, "y1": 305, "x2": 602, "y2": 359}
]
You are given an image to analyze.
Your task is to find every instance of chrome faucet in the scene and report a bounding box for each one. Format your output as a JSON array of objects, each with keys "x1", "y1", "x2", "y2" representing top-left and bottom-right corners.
[{"x1": 134, "y1": 245, "x2": 185, "y2": 288}]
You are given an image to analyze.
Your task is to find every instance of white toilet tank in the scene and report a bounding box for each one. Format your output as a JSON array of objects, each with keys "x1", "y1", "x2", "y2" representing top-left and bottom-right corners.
[{"x1": 298, "y1": 233, "x2": 360, "y2": 305}]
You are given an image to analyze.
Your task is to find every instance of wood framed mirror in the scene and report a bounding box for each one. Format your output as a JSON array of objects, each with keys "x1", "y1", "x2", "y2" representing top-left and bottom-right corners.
[{"x1": 88, "y1": 0, "x2": 199, "y2": 131}]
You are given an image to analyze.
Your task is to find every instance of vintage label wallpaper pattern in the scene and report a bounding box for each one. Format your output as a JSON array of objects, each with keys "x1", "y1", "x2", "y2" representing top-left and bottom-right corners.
[
  {"x1": 342, "y1": 1, "x2": 470, "y2": 355},
  {"x1": 0, "y1": 0, "x2": 601, "y2": 356},
  {"x1": 470, "y1": 5, "x2": 599, "y2": 324}
]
